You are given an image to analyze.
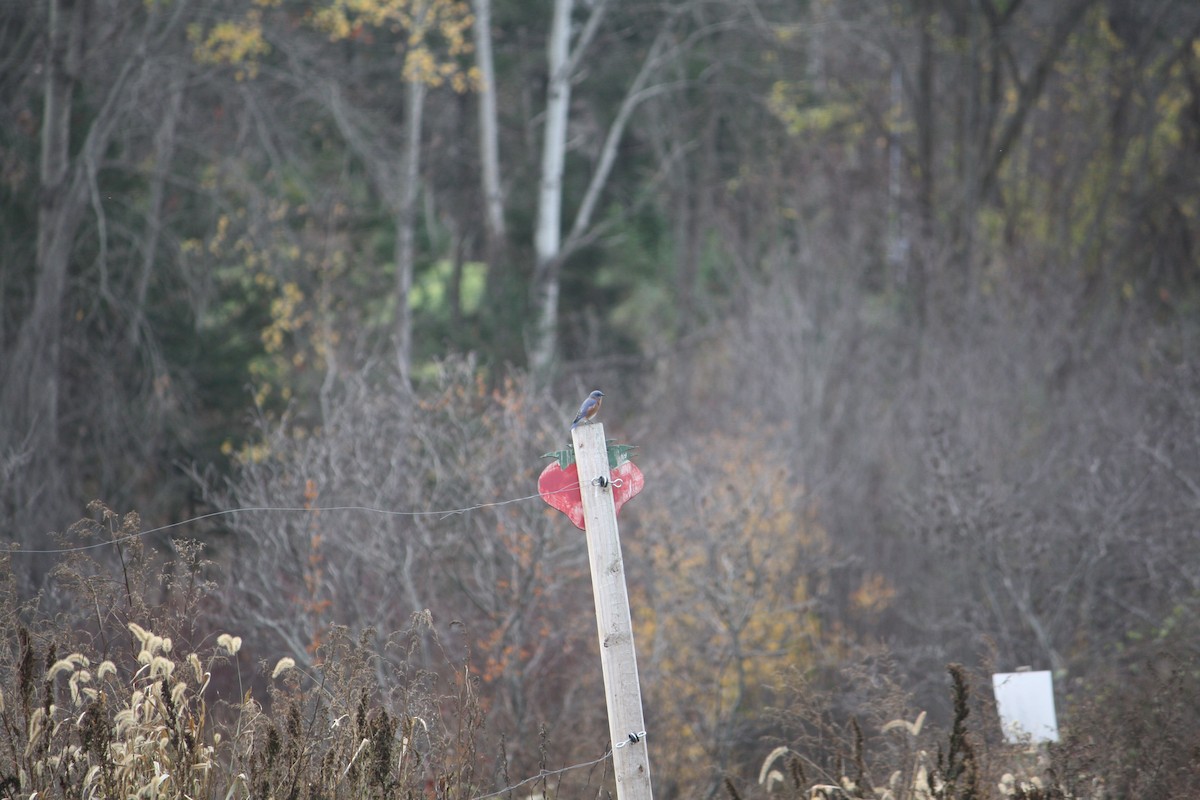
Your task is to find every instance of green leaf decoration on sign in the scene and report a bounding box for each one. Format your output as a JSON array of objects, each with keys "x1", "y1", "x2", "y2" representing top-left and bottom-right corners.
[
  {"x1": 607, "y1": 442, "x2": 637, "y2": 469},
  {"x1": 541, "y1": 447, "x2": 576, "y2": 470},
  {"x1": 541, "y1": 442, "x2": 637, "y2": 471}
]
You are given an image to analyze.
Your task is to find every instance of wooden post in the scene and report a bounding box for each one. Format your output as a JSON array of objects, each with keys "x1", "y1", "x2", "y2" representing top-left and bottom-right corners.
[{"x1": 571, "y1": 422, "x2": 654, "y2": 800}]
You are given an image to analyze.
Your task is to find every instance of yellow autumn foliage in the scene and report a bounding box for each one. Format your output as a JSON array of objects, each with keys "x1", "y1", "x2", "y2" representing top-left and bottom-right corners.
[
  {"x1": 630, "y1": 431, "x2": 846, "y2": 780},
  {"x1": 188, "y1": 10, "x2": 271, "y2": 80},
  {"x1": 312, "y1": 0, "x2": 477, "y2": 90},
  {"x1": 188, "y1": 0, "x2": 476, "y2": 90}
]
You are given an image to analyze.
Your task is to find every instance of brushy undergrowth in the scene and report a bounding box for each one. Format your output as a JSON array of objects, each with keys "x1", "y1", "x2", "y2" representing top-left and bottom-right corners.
[
  {"x1": 0, "y1": 502, "x2": 492, "y2": 799},
  {"x1": 731, "y1": 655, "x2": 1200, "y2": 800},
  {"x1": 3, "y1": 502, "x2": 1197, "y2": 799}
]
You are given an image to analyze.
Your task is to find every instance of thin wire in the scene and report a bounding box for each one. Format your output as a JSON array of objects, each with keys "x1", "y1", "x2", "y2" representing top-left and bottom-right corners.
[
  {"x1": 9, "y1": 484, "x2": 624, "y2": 797},
  {"x1": 469, "y1": 751, "x2": 612, "y2": 800},
  {"x1": 3, "y1": 484, "x2": 582, "y2": 556}
]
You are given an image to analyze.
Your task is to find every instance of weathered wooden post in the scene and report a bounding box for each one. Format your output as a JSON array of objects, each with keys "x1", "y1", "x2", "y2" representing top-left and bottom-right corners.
[
  {"x1": 572, "y1": 421, "x2": 653, "y2": 799},
  {"x1": 539, "y1": 421, "x2": 652, "y2": 799}
]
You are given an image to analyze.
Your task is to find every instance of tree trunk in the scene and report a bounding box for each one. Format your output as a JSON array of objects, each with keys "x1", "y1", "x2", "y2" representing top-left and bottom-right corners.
[
  {"x1": 473, "y1": 0, "x2": 506, "y2": 259},
  {"x1": 529, "y1": 0, "x2": 573, "y2": 380},
  {"x1": 915, "y1": 0, "x2": 934, "y2": 235},
  {"x1": 561, "y1": 19, "x2": 674, "y2": 253},
  {"x1": 474, "y1": 0, "x2": 525, "y2": 361},
  {"x1": 129, "y1": 65, "x2": 184, "y2": 347},
  {"x1": 911, "y1": 0, "x2": 933, "y2": 373},
  {"x1": 4, "y1": 0, "x2": 87, "y2": 459},
  {"x1": 396, "y1": 76, "x2": 426, "y2": 386}
]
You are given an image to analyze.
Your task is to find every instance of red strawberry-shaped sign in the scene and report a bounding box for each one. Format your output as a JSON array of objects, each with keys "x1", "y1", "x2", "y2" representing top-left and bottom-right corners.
[{"x1": 538, "y1": 443, "x2": 644, "y2": 531}]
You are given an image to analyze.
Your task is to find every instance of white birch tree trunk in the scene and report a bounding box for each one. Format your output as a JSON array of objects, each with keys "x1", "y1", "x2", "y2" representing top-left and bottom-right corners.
[
  {"x1": 529, "y1": 0, "x2": 574, "y2": 380},
  {"x1": 473, "y1": 0, "x2": 506, "y2": 255},
  {"x1": 526, "y1": 0, "x2": 684, "y2": 379}
]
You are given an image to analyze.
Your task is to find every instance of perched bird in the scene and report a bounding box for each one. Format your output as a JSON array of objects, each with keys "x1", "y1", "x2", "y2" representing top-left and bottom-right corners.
[{"x1": 571, "y1": 390, "x2": 605, "y2": 429}]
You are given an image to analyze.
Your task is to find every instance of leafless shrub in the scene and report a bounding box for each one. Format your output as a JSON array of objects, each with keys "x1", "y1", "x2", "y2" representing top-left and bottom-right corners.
[
  {"x1": 0, "y1": 504, "x2": 506, "y2": 799},
  {"x1": 200, "y1": 356, "x2": 611, "y2": 778}
]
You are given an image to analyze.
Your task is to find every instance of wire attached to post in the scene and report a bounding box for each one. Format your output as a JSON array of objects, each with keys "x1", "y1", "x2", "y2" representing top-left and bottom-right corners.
[
  {"x1": 589, "y1": 475, "x2": 625, "y2": 490},
  {"x1": 614, "y1": 730, "x2": 647, "y2": 748}
]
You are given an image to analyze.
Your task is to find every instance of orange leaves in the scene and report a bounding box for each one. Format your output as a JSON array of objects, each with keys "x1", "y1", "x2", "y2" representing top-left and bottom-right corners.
[{"x1": 476, "y1": 627, "x2": 522, "y2": 686}]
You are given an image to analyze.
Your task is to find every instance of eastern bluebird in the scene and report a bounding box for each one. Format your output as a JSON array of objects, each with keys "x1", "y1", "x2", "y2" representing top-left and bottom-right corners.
[{"x1": 571, "y1": 390, "x2": 605, "y2": 429}]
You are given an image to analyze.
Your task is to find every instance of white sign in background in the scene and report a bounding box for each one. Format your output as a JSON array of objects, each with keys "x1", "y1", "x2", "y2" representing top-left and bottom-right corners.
[{"x1": 992, "y1": 670, "x2": 1059, "y2": 744}]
